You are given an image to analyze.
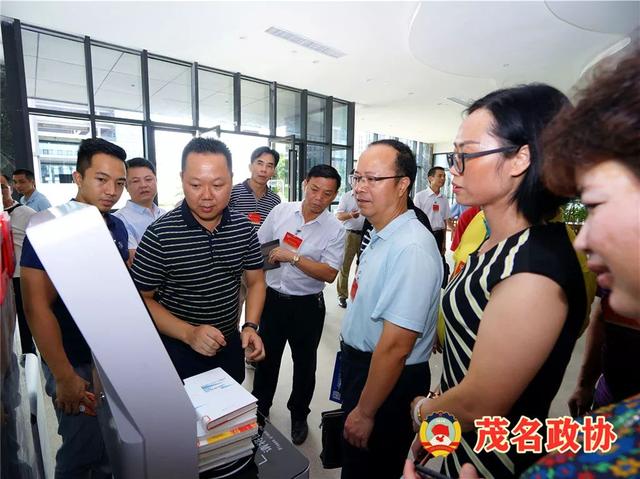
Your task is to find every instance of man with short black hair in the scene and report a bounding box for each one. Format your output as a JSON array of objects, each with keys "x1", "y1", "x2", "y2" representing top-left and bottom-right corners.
[
  {"x1": 414, "y1": 166, "x2": 451, "y2": 254},
  {"x1": 229, "y1": 146, "x2": 281, "y2": 226},
  {"x1": 114, "y1": 157, "x2": 165, "y2": 263},
  {"x1": 252, "y1": 164, "x2": 345, "y2": 445},
  {"x1": 340, "y1": 139, "x2": 441, "y2": 478},
  {"x1": 21, "y1": 138, "x2": 129, "y2": 478},
  {"x1": 130, "y1": 137, "x2": 266, "y2": 382},
  {"x1": 12, "y1": 168, "x2": 51, "y2": 212}
]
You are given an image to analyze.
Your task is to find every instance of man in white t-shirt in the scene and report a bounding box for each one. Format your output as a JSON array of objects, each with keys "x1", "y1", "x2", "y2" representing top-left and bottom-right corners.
[{"x1": 413, "y1": 166, "x2": 451, "y2": 254}]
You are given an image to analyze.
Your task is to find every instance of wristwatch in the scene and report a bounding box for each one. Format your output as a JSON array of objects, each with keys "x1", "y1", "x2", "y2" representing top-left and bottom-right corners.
[
  {"x1": 242, "y1": 322, "x2": 259, "y2": 332},
  {"x1": 290, "y1": 254, "x2": 300, "y2": 267}
]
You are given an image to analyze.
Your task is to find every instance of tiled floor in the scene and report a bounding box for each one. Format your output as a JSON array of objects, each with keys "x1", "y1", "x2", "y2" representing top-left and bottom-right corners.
[{"x1": 32, "y1": 252, "x2": 586, "y2": 479}]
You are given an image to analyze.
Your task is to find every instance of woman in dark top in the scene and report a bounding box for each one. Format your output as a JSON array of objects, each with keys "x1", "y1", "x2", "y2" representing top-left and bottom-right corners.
[{"x1": 409, "y1": 84, "x2": 587, "y2": 478}]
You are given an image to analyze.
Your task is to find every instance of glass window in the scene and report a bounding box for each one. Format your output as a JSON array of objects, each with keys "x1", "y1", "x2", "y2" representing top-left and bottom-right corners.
[
  {"x1": 354, "y1": 131, "x2": 376, "y2": 160},
  {"x1": 1, "y1": 60, "x2": 16, "y2": 173},
  {"x1": 270, "y1": 142, "x2": 295, "y2": 202},
  {"x1": 154, "y1": 130, "x2": 193, "y2": 210},
  {"x1": 307, "y1": 95, "x2": 326, "y2": 142},
  {"x1": 148, "y1": 58, "x2": 192, "y2": 125},
  {"x1": 276, "y1": 88, "x2": 301, "y2": 137},
  {"x1": 414, "y1": 143, "x2": 431, "y2": 194},
  {"x1": 199, "y1": 70, "x2": 234, "y2": 130},
  {"x1": 306, "y1": 144, "x2": 327, "y2": 169},
  {"x1": 216, "y1": 132, "x2": 267, "y2": 184},
  {"x1": 22, "y1": 30, "x2": 89, "y2": 112},
  {"x1": 91, "y1": 45, "x2": 143, "y2": 120},
  {"x1": 332, "y1": 101, "x2": 348, "y2": 145},
  {"x1": 241, "y1": 79, "x2": 270, "y2": 135},
  {"x1": 29, "y1": 115, "x2": 91, "y2": 207},
  {"x1": 331, "y1": 148, "x2": 348, "y2": 195},
  {"x1": 95, "y1": 122, "x2": 144, "y2": 209}
]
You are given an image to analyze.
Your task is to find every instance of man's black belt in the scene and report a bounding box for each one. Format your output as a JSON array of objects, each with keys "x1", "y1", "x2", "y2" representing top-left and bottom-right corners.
[
  {"x1": 340, "y1": 340, "x2": 373, "y2": 363},
  {"x1": 346, "y1": 229, "x2": 362, "y2": 234},
  {"x1": 267, "y1": 287, "x2": 321, "y2": 301}
]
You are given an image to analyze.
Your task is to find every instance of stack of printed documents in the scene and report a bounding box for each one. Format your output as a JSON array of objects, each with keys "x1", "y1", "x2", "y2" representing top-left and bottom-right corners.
[{"x1": 184, "y1": 368, "x2": 258, "y2": 472}]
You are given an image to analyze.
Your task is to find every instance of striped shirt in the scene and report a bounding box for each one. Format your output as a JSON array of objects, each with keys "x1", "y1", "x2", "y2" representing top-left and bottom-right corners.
[
  {"x1": 130, "y1": 200, "x2": 263, "y2": 338},
  {"x1": 229, "y1": 179, "x2": 281, "y2": 226},
  {"x1": 440, "y1": 223, "x2": 585, "y2": 478}
]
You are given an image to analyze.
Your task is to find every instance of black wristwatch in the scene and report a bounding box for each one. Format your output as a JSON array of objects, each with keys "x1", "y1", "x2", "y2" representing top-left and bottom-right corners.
[{"x1": 242, "y1": 322, "x2": 259, "y2": 332}]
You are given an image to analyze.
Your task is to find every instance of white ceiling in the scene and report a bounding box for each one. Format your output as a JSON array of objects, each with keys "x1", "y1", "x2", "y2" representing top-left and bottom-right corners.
[{"x1": 2, "y1": 1, "x2": 638, "y2": 144}]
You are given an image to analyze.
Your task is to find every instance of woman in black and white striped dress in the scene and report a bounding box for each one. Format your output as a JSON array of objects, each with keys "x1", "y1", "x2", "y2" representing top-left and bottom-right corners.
[{"x1": 410, "y1": 84, "x2": 588, "y2": 478}]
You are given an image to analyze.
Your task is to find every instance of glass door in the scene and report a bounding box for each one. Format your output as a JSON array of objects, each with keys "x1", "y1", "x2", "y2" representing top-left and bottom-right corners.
[{"x1": 270, "y1": 137, "x2": 300, "y2": 202}]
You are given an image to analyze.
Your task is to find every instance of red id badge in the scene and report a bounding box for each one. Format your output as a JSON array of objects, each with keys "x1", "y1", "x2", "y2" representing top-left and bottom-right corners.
[
  {"x1": 248, "y1": 212, "x2": 261, "y2": 225},
  {"x1": 283, "y1": 231, "x2": 303, "y2": 250},
  {"x1": 350, "y1": 266, "x2": 359, "y2": 300},
  {"x1": 432, "y1": 203, "x2": 440, "y2": 212}
]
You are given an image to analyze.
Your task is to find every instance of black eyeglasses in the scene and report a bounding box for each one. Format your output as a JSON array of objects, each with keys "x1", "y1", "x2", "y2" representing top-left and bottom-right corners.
[
  {"x1": 446, "y1": 146, "x2": 520, "y2": 174},
  {"x1": 349, "y1": 174, "x2": 406, "y2": 187}
]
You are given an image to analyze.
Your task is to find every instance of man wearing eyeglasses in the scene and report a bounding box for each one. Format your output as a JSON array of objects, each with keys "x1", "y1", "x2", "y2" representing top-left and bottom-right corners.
[
  {"x1": 340, "y1": 140, "x2": 442, "y2": 479},
  {"x1": 414, "y1": 166, "x2": 451, "y2": 255}
]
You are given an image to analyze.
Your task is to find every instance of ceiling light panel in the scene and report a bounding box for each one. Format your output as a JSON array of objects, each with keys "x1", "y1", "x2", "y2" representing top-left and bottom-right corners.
[{"x1": 265, "y1": 26, "x2": 346, "y2": 59}]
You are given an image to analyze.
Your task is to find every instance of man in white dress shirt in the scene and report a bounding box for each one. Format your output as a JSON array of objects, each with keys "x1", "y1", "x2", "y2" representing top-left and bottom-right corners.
[
  {"x1": 414, "y1": 166, "x2": 451, "y2": 254},
  {"x1": 252, "y1": 164, "x2": 345, "y2": 445},
  {"x1": 114, "y1": 158, "x2": 165, "y2": 264}
]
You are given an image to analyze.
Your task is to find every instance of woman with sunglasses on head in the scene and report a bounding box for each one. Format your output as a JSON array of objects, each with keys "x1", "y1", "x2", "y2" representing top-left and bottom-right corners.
[{"x1": 408, "y1": 84, "x2": 589, "y2": 478}]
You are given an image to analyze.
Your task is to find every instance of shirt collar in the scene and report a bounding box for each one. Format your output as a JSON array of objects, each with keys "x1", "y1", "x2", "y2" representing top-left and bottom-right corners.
[
  {"x1": 125, "y1": 199, "x2": 158, "y2": 214},
  {"x1": 294, "y1": 201, "x2": 330, "y2": 226},
  {"x1": 242, "y1": 179, "x2": 271, "y2": 196},
  {"x1": 180, "y1": 199, "x2": 231, "y2": 230},
  {"x1": 372, "y1": 209, "x2": 416, "y2": 241},
  {"x1": 68, "y1": 198, "x2": 118, "y2": 227},
  {"x1": 428, "y1": 187, "x2": 443, "y2": 198}
]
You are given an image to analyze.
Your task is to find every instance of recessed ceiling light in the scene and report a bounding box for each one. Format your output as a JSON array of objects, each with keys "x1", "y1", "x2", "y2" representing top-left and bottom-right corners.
[{"x1": 265, "y1": 26, "x2": 346, "y2": 58}]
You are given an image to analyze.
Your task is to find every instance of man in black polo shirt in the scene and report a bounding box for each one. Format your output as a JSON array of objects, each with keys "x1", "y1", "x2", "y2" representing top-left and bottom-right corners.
[
  {"x1": 130, "y1": 137, "x2": 266, "y2": 382},
  {"x1": 21, "y1": 138, "x2": 129, "y2": 478}
]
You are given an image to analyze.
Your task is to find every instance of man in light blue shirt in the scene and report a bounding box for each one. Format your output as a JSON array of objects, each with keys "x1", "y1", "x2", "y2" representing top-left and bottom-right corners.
[
  {"x1": 13, "y1": 168, "x2": 52, "y2": 212},
  {"x1": 114, "y1": 158, "x2": 165, "y2": 263},
  {"x1": 340, "y1": 139, "x2": 442, "y2": 479}
]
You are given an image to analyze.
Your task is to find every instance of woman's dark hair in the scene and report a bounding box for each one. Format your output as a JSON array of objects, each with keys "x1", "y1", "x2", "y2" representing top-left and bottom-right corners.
[
  {"x1": 306, "y1": 164, "x2": 341, "y2": 192},
  {"x1": 467, "y1": 83, "x2": 571, "y2": 224},
  {"x1": 543, "y1": 49, "x2": 640, "y2": 196}
]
